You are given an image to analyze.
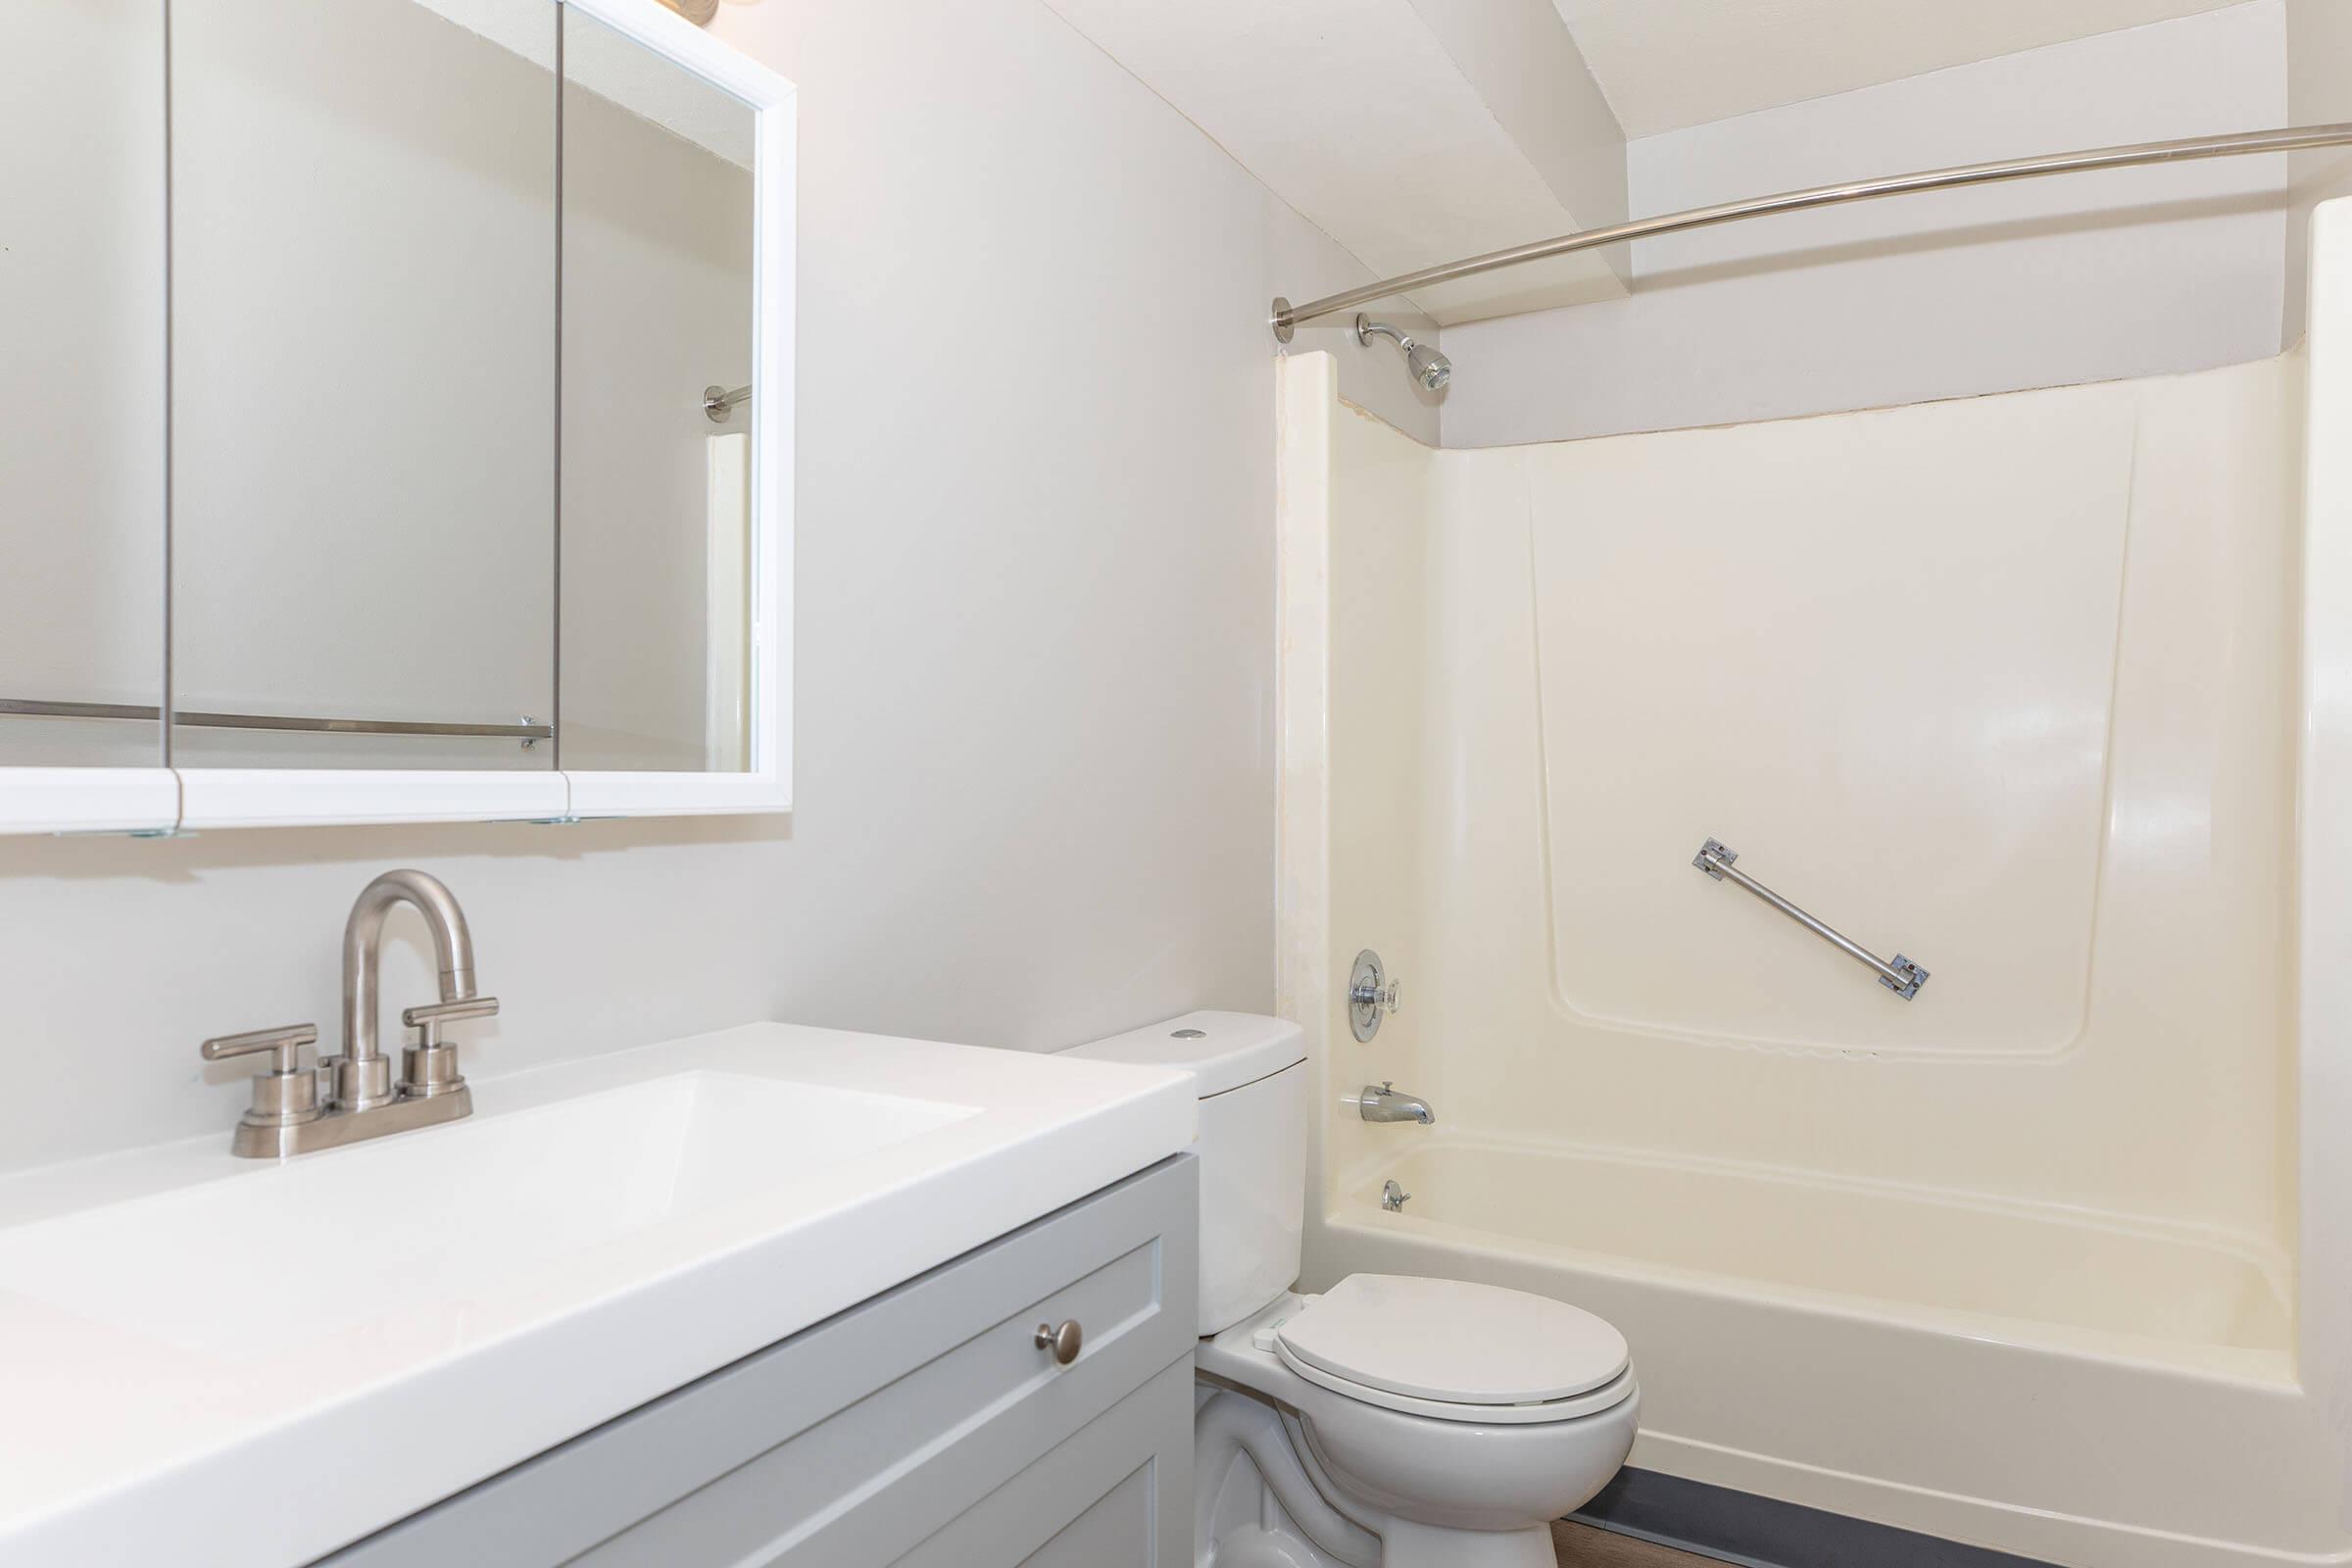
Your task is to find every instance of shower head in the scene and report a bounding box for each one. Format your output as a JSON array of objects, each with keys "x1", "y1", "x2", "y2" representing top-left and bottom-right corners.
[
  {"x1": 1405, "y1": 340, "x2": 1451, "y2": 392},
  {"x1": 1353, "y1": 314, "x2": 1452, "y2": 393}
]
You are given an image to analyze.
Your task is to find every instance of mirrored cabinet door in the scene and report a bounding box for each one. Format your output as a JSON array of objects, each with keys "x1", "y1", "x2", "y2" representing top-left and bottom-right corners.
[
  {"x1": 560, "y1": 4, "x2": 758, "y2": 774},
  {"x1": 0, "y1": 1, "x2": 167, "y2": 770},
  {"x1": 0, "y1": 0, "x2": 790, "y2": 833},
  {"x1": 169, "y1": 0, "x2": 559, "y2": 773}
]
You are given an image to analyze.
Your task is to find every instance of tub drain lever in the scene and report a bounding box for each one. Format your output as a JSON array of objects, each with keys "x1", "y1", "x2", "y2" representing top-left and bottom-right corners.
[{"x1": 1693, "y1": 838, "x2": 1930, "y2": 1000}]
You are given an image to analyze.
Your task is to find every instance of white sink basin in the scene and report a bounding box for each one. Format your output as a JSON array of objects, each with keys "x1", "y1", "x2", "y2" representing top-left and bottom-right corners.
[
  {"x1": 0, "y1": 1072, "x2": 976, "y2": 1361},
  {"x1": 0, "y1": 1023, "x2": 1195, "y2": 1568}
]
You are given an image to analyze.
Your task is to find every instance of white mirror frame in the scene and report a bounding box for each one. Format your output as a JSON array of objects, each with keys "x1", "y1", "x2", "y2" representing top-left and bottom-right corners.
[{"x1": 0, "y1": 0, "x2": 794, "y2": 837}]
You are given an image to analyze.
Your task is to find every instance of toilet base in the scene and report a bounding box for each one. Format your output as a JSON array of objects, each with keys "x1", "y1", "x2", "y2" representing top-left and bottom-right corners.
[
  {"x1": 1205, "y1": 1522, "x2": 1335, "y2": 1568},
  {"x1": 1374, "y1": 1518, "x2": 1555, "y2": 1568},
  {"x1": 1196, "y1": 1379, "x2": 1609, "y2": 1568}
]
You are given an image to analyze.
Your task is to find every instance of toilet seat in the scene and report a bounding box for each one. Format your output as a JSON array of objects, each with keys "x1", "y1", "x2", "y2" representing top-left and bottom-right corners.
[
  {"x1": 1273, "y1": 1274, "x2": 1633, "y2": 1426},
  {"x1": 1276, "y1": 1344, "x2": 1636, "y2": 1424}
]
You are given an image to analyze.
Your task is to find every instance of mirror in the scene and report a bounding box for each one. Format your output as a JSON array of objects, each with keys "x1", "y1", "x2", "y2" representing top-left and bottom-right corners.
[
  {"x1": 170, "y1": 0, "x2": 560, "y2": 772},
  {"x1": 0, "y1": 0, "x2": 790, "y2": 830},
  {"x1": 560, "y1": 4, "x2": 758, "y2": 773},
  {"x1": 0, "y1": 2, "x2": 168, "y2": 769}
]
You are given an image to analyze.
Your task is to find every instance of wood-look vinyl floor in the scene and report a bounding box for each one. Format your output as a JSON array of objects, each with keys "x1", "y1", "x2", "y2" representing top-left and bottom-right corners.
[{"x1": 1552, "y1": 1518, "x2": 1730, "y2": 1566}]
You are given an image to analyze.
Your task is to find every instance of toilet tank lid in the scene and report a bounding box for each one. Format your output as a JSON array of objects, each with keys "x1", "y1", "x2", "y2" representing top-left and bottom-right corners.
[{"x1": 1057, "y1": 1011, "x2": 1305, "y2": 1099}]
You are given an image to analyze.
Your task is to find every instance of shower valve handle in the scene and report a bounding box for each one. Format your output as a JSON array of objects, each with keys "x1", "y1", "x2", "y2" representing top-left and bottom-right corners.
[{"x1": 1348, "y1": 950, "x2": 1399, "y2": 1043}]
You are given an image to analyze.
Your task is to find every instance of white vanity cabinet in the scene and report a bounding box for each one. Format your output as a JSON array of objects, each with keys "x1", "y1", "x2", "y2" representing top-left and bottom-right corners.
[{"x1": 318, "y1": 1156, "x2": 1198, "y2": 1568}]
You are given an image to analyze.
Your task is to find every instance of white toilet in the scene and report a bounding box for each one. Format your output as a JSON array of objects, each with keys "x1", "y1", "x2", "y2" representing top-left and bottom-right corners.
[{"x1": 1062, "y1": 1012, "x2": 1639, "y2": 1568}]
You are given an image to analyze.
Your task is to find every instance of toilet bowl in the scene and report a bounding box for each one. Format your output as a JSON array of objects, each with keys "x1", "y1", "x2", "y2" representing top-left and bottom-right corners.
[
  {"x1": 1199, "y1": 1285, "x2": 1639, "y2": 1567},
  {"x1": 1061, "y1": 1012, "x2": 1640, "y2": 1567}
]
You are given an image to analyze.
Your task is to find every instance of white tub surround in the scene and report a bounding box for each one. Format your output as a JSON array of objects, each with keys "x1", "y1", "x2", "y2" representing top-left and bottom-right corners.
[
  {"x1": 0, "y1": 1024, "x2": 1196, "y2": 1568},
  {"x1": 1275, "y1": 194, "x2": 2352, "y2": 1568}
]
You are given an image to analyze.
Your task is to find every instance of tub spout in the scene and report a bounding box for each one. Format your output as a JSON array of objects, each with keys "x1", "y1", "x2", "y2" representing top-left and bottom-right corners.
[{"x1": 1354, "y1": 1081, "x2": 1434, "y2": 1124}]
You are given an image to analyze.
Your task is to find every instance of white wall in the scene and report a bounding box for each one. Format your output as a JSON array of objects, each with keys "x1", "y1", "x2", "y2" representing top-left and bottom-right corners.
[
  {"x1": 0, "y1": 0, "x2": 1414, "y2": 1174},
  {"x1": 1441, "y1": 2, "x2": 2290, "y2": 445}
]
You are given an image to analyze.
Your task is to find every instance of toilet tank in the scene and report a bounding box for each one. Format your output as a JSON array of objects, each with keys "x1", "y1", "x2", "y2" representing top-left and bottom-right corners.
[{"x1": 1059, "y1": 1011, "x2": 1307, "y2": 1335}]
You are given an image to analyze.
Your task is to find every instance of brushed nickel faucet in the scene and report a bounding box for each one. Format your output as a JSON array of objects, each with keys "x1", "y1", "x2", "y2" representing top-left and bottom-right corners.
[
  {"x1": 335, "y1": 869, "x2": 484, "y2": 1110},
  {"x1": 200, "y1": 869, "x2": 498, "y2": 1158},
  {"x1": 1353, "y1": 1082, "x2": 1435, "y2": 1125}
]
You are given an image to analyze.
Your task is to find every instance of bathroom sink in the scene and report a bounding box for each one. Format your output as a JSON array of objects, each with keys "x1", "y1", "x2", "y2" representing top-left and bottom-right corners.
[
  {"x1": 0, "y1": 1071, "x2": 975, "y2": 1361},
  {"x1": 0, "y1": 1023, "x2": 1196, "y2": 1568}
]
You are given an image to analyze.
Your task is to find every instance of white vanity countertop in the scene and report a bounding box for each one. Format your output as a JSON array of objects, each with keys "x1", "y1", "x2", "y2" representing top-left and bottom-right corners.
[{"x1": 0, "y1": 1023, "x2": 1197, "y2": 1568}]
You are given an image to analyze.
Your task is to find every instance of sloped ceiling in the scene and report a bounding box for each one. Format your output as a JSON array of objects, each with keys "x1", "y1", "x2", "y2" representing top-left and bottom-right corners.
[
  {"x1": 1040, "y1": 0, "x2": 1631, "y2": 325},
  {"x1": 1555, "y1": 0, "x2": 2261, "y2": 136},
  {"x1": 1044, "y1": 0, "x2": 2266, "y2": 326}
]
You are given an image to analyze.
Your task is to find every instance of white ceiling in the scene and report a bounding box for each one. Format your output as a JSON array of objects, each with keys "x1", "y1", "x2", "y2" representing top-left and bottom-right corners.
[
  {"x1": 1044, "y1": 0, "x2": 2270, "y2": 326},
  {"x1": 1041, "y1": 0, "x2": 1632, "y2": 324},
  {"x1": 1556, "y1": 0, "x2": 2260, "y2": 137}
]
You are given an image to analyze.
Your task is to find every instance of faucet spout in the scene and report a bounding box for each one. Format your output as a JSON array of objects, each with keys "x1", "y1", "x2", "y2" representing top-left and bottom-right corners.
[
  {"x1": 1353, "y1": 1082, "x2": 1435, "y2": 1125},
  {"x1": 339, "y1": 869, "x2": 478, "y2": 1108}
]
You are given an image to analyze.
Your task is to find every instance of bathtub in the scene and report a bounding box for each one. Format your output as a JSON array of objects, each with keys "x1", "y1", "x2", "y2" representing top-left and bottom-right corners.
[
  {"x1": 1273, "y1": 334, "x2": 2352, "y2": 1567},
  {"x1": 1304, "y1": 1132, "x2": 2332, "y2": 1567},
  {"x1": 1342, "y1": 1134, "x2": 2289, "y2": 1370}
]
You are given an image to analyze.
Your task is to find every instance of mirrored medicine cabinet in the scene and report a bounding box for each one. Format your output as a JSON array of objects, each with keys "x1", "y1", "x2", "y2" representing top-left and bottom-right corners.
[{"x1": 0, "y1": 0, "x2": 794, "y2": 833}]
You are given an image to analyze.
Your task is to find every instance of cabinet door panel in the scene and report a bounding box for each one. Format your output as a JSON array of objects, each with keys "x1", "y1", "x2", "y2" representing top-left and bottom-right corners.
[{"x1": 894, "y1": 1358, "x2": 1192, "y2": 1568}]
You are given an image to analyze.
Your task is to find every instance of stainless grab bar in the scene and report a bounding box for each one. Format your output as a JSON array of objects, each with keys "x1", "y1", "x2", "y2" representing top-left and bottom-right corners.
[{"x1": 1692, "y1": 839, "x2": 1929, "y2": 1000}]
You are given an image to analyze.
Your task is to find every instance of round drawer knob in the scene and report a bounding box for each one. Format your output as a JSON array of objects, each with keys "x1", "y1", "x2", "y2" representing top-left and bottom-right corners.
[{"x1": 1034, "y1": 1319, "x2": 1083, "y2": 1365}]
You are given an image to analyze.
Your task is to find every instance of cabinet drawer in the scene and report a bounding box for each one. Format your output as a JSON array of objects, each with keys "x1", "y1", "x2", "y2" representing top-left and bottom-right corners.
[{"x1": 322, "y1": 1155, "x2": 1198, "y2": 1568}]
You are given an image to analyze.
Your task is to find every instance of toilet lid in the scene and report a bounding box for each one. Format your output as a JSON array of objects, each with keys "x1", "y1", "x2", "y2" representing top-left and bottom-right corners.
[{"x1": 1276, "y1": 1274, "x2": 1629, "y2": 1406}]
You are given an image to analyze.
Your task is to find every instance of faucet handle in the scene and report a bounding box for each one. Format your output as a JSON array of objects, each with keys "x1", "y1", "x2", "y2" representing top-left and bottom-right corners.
[
  {"x1": 398, "y1": 997, "x2": 496, "y2": 1100},
  {"x1": 201, "y1": 1023, "x2": 318, "y2": 1072},
  {"x1": 400, "y1": 997, "x2": 500, "y2": 1034},
  {"x1": 200, "y1": 1024, "x2": 323, "y2": 1133}
]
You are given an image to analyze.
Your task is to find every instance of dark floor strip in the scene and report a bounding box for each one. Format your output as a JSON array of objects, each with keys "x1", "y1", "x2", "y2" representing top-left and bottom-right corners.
[{"x1": 1572, "y1": 1468, "x2": 2063, "y2": 1568}]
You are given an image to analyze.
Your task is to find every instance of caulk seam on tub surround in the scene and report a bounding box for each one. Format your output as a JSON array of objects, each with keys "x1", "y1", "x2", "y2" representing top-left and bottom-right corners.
[
  {"x1": 2074, "y1": 387, "x2": 2143, "y2": 1065},
  {"x1": 1274, "y1": 353, "x2": 1338, "y2": 1198},
  {"x1": 1519, "y1": 443, "x2": 1564, "y2": 1030}
]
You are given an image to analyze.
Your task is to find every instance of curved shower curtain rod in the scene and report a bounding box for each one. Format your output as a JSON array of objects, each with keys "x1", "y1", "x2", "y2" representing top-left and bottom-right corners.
[{"x1": 1268, "y1": 122, "x2": 2352, "y2": 342}]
